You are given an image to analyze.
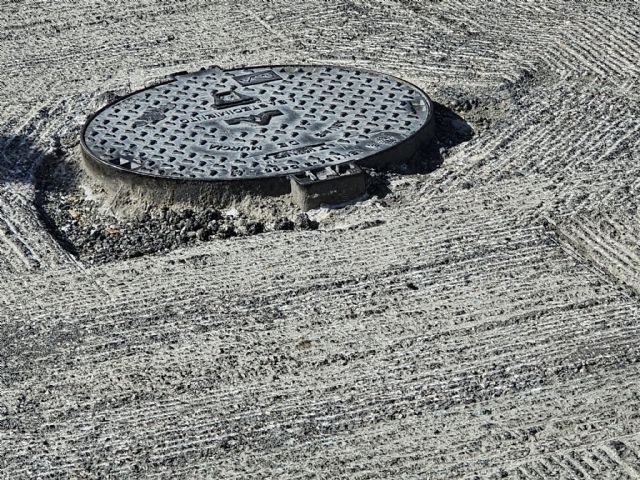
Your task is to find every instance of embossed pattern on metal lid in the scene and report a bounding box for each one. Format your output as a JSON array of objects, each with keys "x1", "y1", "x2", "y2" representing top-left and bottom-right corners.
[{"x1": 81, "y1": 65, "x2": 434, "y2": 181}]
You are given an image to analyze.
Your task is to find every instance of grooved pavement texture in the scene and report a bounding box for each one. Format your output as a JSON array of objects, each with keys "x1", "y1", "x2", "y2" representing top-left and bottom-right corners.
[{"x1": 1, "y1": 0, "x2": 640, "y2": 478}]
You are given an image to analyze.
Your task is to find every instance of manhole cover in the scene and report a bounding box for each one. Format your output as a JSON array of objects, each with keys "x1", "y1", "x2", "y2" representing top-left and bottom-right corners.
[{"x1": 81, "y1": 65, "x2": 434, "y2": 184}]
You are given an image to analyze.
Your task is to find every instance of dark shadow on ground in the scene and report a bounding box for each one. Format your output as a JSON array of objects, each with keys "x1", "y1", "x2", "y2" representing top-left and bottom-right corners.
[
  {"x1": 0, "y1": 134, "x2": 50, "y2": 184},
  {"x1": 366, "y1": 102, "x2": 475, "y2": 197},
  {"x1": 33, "y1": 147, "x2": 82, "y2": 257},
  {"x1": 0, "y1": 133, "x2": 80, "y2": 256}
]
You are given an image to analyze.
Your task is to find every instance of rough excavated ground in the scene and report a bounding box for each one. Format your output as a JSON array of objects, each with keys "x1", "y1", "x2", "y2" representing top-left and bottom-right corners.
[{"x1": 1, "y1": 1, "x2": 640, "y2": 478}]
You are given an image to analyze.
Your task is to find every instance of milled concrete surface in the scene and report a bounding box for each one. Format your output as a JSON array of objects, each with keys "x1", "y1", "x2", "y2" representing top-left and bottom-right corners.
[{"x1": 1, "y1": 1, "x2": 640, "y2": 478}]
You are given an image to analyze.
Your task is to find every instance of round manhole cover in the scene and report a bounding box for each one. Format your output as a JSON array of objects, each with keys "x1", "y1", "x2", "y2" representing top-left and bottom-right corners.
[{"x1": 81, "y1": 65, "x2": 434, "y2": 185}]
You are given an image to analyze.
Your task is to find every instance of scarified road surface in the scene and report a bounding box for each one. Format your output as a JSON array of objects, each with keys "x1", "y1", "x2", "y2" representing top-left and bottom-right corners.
[{"x1": 1, "y1": 1, "x2": 640, "y2": 478}]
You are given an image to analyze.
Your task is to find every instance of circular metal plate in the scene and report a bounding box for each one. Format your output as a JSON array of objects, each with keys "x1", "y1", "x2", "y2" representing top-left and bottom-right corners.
[{"x1": 81, "y1": 65, "x2": 433, "y2": 182}]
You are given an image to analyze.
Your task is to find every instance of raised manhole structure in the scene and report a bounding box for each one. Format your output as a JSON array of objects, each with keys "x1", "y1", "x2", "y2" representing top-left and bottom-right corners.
[{"x1": 81, "y1": 65, "x2": 434, "y2": 209}]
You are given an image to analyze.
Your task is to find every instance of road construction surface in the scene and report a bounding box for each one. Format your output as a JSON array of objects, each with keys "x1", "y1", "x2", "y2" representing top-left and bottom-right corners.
[{"x1": 1, "y1": 1, "x2": 640, "y2": 478}]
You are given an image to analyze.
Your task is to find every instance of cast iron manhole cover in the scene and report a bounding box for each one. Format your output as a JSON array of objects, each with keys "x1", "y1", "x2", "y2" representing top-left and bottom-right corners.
[{"x1": 81, "y1": 65, "x2": 434, "y2": 184}]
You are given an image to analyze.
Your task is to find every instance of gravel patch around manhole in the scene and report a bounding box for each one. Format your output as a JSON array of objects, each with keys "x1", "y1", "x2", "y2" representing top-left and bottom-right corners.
[{"x1": 35, "y1": 149, "x2": 320, "y2": 265}]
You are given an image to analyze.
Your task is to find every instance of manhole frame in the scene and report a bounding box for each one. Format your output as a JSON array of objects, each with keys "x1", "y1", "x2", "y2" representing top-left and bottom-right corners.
[{"x1": 80, "y1": 64, "x2": 435, "y2": 201}]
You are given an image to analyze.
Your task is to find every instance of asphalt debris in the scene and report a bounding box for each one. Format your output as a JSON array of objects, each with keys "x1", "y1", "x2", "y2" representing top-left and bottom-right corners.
[{"x1": 38, "y1": 188, "x2": 320, "y2": 264}]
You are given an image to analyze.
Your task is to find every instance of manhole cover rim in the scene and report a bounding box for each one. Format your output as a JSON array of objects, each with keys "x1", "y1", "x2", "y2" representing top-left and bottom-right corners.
[{"x1": 80, "y1": 63, "x2": 435, "y2": 183}]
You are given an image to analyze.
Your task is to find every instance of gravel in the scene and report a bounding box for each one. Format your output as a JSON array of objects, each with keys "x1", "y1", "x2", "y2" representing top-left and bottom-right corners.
[{"x1": 38, "y1": 186, "x2": 320, "y2": 264}]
